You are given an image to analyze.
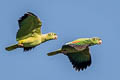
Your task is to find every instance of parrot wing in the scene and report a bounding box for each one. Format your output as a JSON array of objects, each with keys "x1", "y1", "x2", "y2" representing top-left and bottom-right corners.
[
  {"x1": 63, "y1": 39, "x2": 89, "y2": 51},
  {"x1": 16, "y1": 12, "x2": 42, "y2": 41},
  {"x1": 66, "y1": 47, "x2": 91, "y2": 71}
]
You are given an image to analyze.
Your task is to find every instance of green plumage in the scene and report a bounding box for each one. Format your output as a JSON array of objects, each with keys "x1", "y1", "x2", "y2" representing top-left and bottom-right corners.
[
  {"x1": 47, "y1": 37, "x2": 102, "y2": 71},
  {"x1": 6, "y1": 12, "x2": 57, "y2": 51},
  {"x1": 66, "y1": 47, "x2": 91, "y2": 71},
  {"x1": 16, "y1": 12, "x2": 42, "y2": 41}
]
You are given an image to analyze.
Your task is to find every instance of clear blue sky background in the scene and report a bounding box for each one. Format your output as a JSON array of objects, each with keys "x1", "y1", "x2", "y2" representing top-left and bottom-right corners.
[{"x1": 0, "y1": 0, "x2": 120, "y2": 80}]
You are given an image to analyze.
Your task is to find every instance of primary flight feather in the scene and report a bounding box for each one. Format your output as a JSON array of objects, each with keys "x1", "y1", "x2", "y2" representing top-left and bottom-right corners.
[
  {"x1": 6, "y1": 12, "x2": 58, "y2": 51},
  {"x1": 47, "y1": 37, "x2": 102, "y2": 71}
]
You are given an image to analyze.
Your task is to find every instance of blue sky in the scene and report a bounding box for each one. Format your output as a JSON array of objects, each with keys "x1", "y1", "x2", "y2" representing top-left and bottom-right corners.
[{"x1": 0, "y1": 0, "x2": 120, "y2": 80}]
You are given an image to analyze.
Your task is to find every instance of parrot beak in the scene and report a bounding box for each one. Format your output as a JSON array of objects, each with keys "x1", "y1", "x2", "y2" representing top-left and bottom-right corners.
[
  {"x1": 98, "y1": 40, "x2": 102, "y2": 44},
  {"x1": 54, "y1": 35, "x2": 58, "y2": 40}
]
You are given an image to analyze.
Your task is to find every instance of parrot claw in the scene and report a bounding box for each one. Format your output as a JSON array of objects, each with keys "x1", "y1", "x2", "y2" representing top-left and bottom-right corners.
[
  {"x1": 18, "y1": 40, "x2": 25, "y2": 47},
  {"x1": 18, "y1": 43, "x2": 24, "y2": 47}
]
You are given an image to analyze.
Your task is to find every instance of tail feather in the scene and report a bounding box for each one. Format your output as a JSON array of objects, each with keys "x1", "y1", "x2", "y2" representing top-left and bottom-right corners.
[
  {"x1": 5, "y1": 44, "x2": 18, "y2": 51},
  {"x1": 47, "y1": 49, "x2": 62, "y2": 56}
]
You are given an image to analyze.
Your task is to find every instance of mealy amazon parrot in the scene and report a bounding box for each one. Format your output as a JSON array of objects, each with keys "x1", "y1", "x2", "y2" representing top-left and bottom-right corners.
[
  {"x1": 5, "y1": 12, "x2": 58, "y2": 51},
  {"x1": 47, "y1": 37, "x2": 102, "y2": 71}
]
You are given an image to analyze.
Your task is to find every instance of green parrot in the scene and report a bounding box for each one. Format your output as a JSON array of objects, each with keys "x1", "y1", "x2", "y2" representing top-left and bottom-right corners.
[
  {"x1": 6, "y1": 12, "x2": 58, "y2": 51},
  {"x1": 47, "y1": 37, "x2": 102, "y2": 71}
]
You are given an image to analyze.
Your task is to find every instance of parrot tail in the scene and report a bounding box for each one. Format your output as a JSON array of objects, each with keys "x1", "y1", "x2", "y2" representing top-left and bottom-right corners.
[
  {"x1": 5, "y1": 44, "x2": 18, "y2": 51},
  {"x1": 47, "y1": 49, "x2": 62, "y2": 56}
]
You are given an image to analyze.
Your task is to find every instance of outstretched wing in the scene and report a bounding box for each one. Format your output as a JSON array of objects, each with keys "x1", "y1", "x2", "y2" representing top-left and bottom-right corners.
[
  {"x1": 66, "y1": 47, "x2": 91, "y2": 71},
  {"x1": 16, "y1": 12, "x2": 42, "y2": 41}
]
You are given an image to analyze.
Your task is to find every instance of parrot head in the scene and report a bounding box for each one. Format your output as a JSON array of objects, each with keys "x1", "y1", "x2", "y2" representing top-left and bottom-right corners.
[
  {"x1": 47, "y1": 32, "x2": 58, "y2": 40},
  {"x1": 90, "y1": 37, "x2": 102, "y2": 45}
]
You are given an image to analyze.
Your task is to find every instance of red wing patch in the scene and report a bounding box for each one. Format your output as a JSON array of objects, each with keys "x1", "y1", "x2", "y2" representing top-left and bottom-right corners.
[{"x1": 72, "y1": 41, "x2": 80, "y2": 43}]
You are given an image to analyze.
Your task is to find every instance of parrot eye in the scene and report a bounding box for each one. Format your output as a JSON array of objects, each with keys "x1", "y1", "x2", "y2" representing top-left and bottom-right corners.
[
  {"x1": 54, "y1": 33, "x2": 56, "y2": 35},
  {"x1": 48, "y1": 33, "x2": 57, "y2": 36},
  {"x1": 92, "y1": 38, "x2": 96, "y2": 41}
]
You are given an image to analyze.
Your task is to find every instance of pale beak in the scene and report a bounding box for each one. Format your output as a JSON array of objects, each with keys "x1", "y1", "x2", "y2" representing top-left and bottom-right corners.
[
  {"x1": 54, "y1": 35, "x2": 58, "y2": 40},
  {"x1": 98, "y1": 40, "x2": 102, "y2": 44}
]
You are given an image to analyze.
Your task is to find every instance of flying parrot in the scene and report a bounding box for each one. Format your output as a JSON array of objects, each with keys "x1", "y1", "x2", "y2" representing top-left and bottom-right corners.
[
  {"x1": 47, "y1": 37, "x2": 102, "y2": 71},
  {"x1": 5, "y1": 12, "x2": 58, "y2": 51}
]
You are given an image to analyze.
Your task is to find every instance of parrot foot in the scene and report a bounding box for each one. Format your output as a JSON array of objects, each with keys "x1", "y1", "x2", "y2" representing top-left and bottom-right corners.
[
  {"x1": 18, "y1": 40, "x2": 24, "y2": 47},
  {"x1": 18, "y1": 43, "x2": 24, "y2": 47}
]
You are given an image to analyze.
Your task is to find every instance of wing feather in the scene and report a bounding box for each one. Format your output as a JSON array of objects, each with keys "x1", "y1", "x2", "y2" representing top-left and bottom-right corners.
[
  {"x1": 64, "y1": 38, "x2": 90, "y2": 51},
  {"x1": 16, "y1": 12, "x2": 42, "y2": 41},
  {"x1": 62, "y1": 44, "x2": 89, "y2": 51},
  {"x1": 66, "y1": 47, "x2": 91, "y2": 71}
]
